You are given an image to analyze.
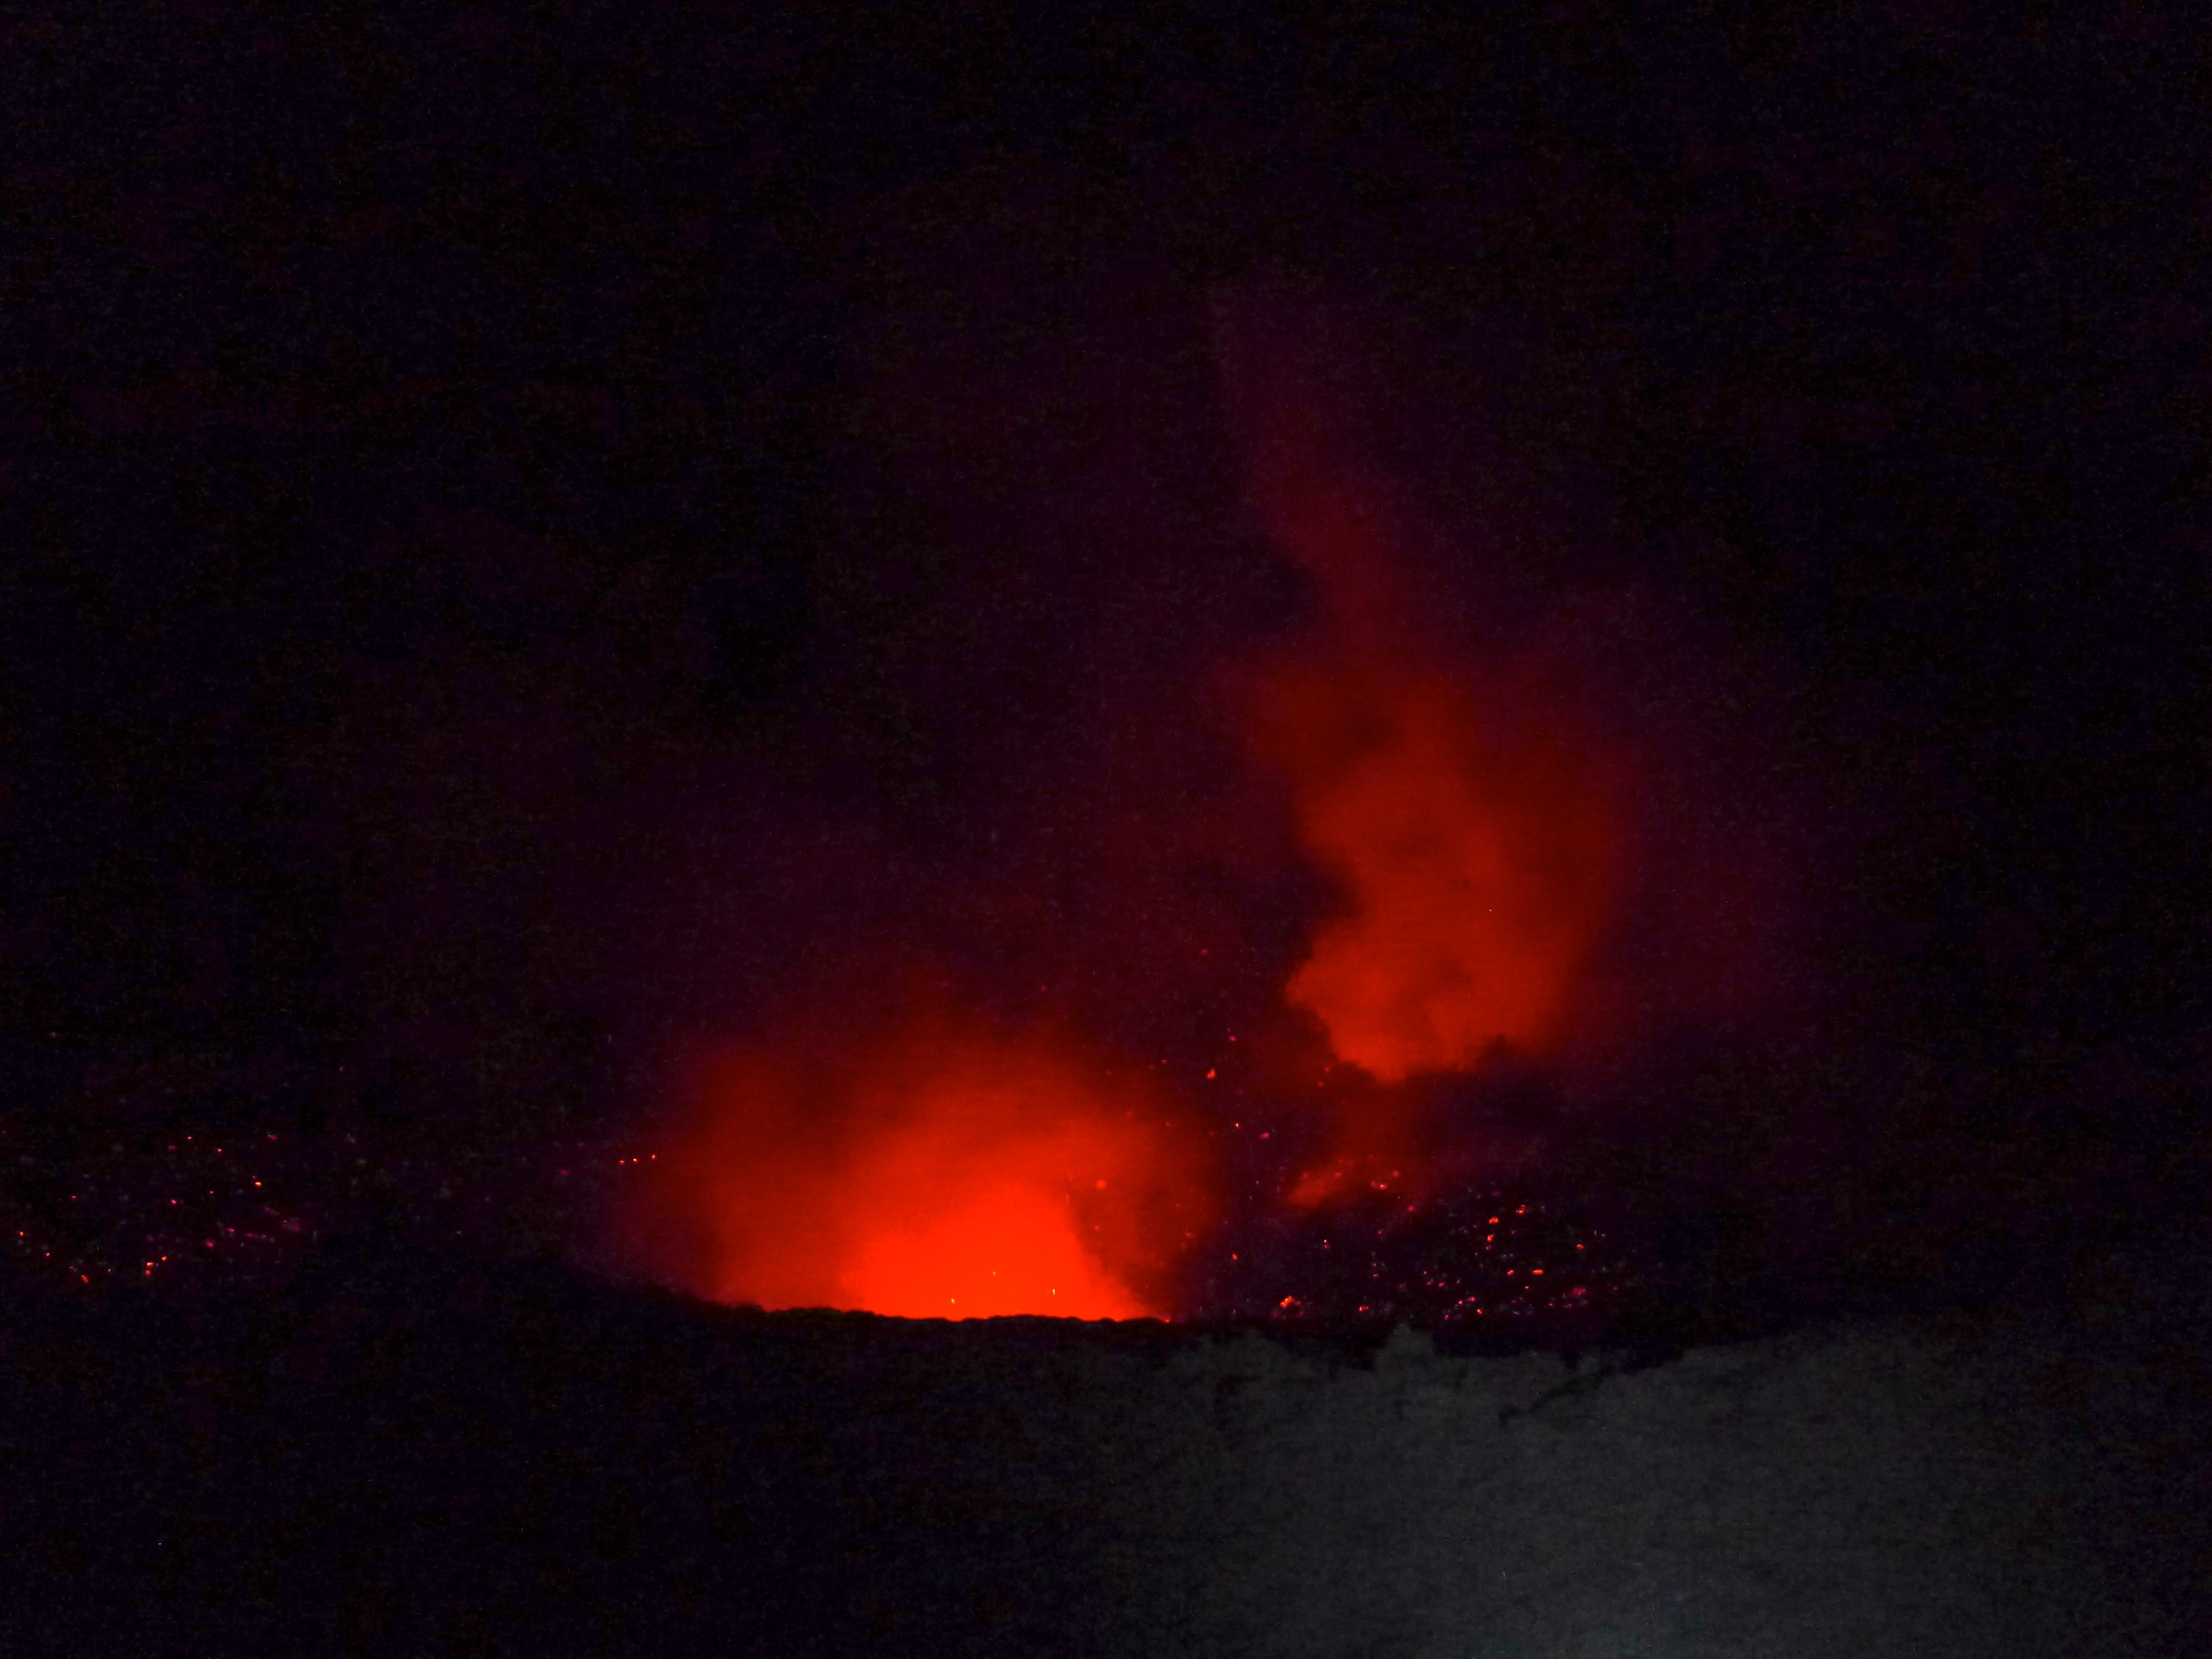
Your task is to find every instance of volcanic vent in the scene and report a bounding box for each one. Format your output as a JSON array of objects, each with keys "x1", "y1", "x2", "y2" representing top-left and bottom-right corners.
[{"x1": 609, "y1": 289, "x2": 1786, "y2": 1337}]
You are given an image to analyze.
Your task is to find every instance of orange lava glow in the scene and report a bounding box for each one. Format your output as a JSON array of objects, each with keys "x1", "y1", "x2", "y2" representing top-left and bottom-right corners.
[{"x1": 621, "y1": 1005, "x2": 1209, "y2": 1319}]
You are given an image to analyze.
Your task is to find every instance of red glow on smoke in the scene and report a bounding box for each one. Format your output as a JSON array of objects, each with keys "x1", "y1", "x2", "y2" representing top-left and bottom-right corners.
[
  {"x1": 1240, "y1": 649, "x2": 1620, "y2": 1082},
  {"x1": 1214, "y1": 290, "x2": 1624, "y2": 1102},
  {"x1": 619, "y1": 1001, "x2": 1210, "y2": 1319}
]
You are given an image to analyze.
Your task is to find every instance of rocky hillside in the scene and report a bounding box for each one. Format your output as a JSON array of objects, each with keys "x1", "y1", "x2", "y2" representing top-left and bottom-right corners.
[{"x1": 4, "y1": 1239, "x2": 2206, "y2": 1656}]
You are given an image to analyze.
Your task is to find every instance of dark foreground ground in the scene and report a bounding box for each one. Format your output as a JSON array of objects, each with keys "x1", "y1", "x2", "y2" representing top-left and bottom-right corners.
[{"x1": 4, "y1": 1228, "x2": 2208, "y2": 1659}]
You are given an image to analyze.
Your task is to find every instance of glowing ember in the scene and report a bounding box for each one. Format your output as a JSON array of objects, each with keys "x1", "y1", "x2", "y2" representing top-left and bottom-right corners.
[
  {"x1": 0, "y1": 1118, "x2": 616, "y2": 1293},
  {"x1": 1193, "y1": 1184, "x2": 1651, "y2": 1333}
]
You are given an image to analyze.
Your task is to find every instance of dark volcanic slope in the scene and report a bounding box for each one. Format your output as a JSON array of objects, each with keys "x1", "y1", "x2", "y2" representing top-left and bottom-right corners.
[{"x1": 4, "y1": 1240, "x2": 2208, "y2": 1658}]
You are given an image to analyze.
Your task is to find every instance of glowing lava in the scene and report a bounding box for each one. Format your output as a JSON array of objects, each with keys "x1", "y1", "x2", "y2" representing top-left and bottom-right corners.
[{"x1": 622, "y1": 1003, "x2": 1209, "y2": 1319}]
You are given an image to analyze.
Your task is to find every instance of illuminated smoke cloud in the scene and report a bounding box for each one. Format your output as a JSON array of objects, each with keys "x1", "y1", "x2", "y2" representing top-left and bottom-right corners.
[
  {"x1": 1213, "y1": 290, "x2": 1625, "y2": 1087},
  {"x1": 1239, "y1": 650, "x2": 1621, "y2": 1081}
]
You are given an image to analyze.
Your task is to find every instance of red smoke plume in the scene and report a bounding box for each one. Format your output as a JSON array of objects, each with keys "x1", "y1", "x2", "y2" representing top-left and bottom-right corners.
[
  {"x1": 1213, "y1": 291, "x2": 1628, "y2": 1097},
  {"x1": 1237, "y1": 649, "x2": 1622, "y2": 1082}
]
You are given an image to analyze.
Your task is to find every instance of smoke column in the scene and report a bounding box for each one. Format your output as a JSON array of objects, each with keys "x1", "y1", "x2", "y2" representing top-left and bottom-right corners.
[{"x1": 1213, "y1": 292, "x2": 1627, "y2": 1090}]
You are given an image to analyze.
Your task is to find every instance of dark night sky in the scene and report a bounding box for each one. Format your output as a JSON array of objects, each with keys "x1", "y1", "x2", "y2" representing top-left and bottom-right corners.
[{"x1": 4, "y1": 3, "x2": 2208, "y2": 1248}]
